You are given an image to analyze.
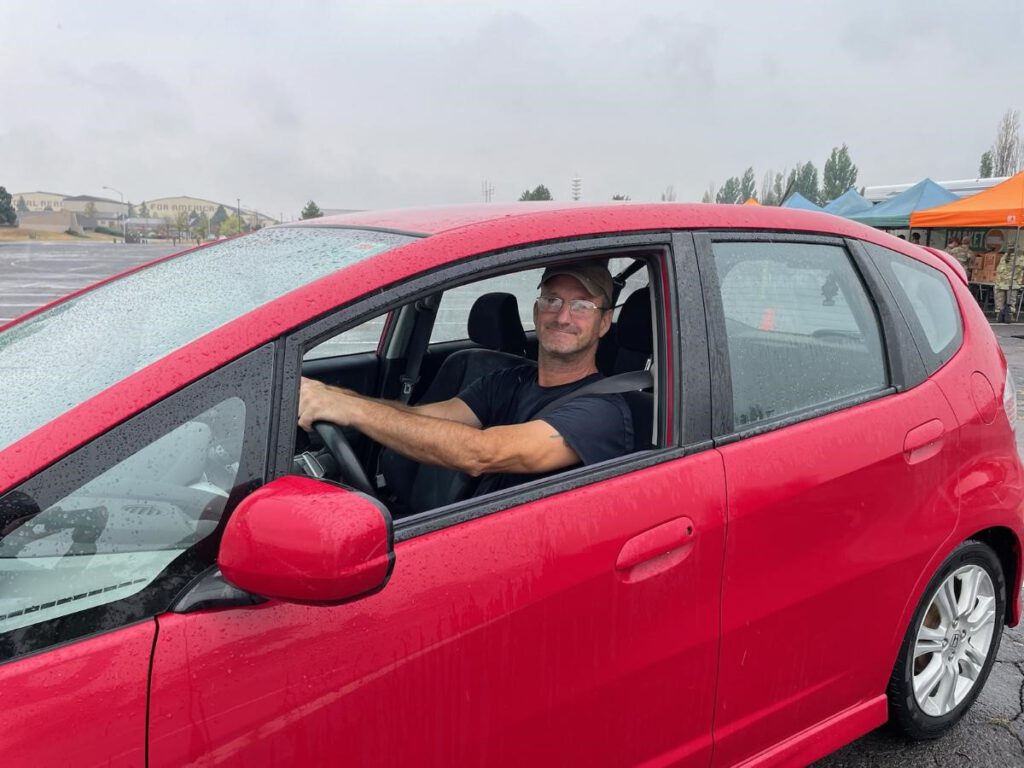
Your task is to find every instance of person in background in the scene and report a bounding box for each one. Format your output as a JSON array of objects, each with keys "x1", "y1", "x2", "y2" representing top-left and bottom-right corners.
[
  {"x1": 910, "y1": 232, "x2": 922, "y2": 245},
  {"x1": 947, "y1": 237, "x2": 974, "y2": 277},
  {"x1": 994, "y1": 247, "x2": 1023, "y2": 322}
]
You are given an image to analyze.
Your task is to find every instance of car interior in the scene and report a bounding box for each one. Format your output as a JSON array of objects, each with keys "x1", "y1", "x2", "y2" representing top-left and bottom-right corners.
[{"x1": 294, "y1": 255, "x2": 660, "y2": 518}]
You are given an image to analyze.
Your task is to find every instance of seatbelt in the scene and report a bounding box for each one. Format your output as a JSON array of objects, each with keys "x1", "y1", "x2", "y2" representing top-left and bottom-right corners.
[
  {"x1": 533, "y1": 369, "x2": 653, "y2": 421},
  {"x1": 398, "y1": 296, "x2": 438, "y2": 404}
]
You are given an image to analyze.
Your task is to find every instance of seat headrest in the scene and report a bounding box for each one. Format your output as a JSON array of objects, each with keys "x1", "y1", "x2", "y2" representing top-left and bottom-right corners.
[
  {"x1": 468, "y1": 292, "x2": 527, "y2": 356},
  {"x1": 617, "y1": 288, "x2": 652, "y2": 354}
]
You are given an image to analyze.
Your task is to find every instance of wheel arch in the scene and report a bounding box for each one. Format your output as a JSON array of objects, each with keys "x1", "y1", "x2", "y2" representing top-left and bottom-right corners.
[{"x1": 970, "y1": 526, "x2": 1022, "y2": 626}]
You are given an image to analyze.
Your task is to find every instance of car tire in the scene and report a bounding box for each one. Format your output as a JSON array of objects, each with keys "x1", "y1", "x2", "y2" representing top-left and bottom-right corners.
[{"x1": 887, "y1": 540, "x2": 1006, "y2": 740}]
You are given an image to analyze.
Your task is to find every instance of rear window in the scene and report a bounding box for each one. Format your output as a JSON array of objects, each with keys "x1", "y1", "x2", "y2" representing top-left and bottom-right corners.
[
  {"x1": 863, "y1": 243, "x2": 963, "y2": 371},
  {"x1": 0, "y1": 227, "x2": 416, "y2": 453}
]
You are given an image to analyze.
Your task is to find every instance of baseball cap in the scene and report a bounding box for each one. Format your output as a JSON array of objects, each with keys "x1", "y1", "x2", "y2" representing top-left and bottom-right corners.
[{"x1": 538, "y1": 261, "x2": 614, "y2": 308}]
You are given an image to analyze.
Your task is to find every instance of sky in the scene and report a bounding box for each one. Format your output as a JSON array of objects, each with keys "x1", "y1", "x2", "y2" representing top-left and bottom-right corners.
[{"x1": 2, "y1": 0, "x2": 1022, "y2": 220}]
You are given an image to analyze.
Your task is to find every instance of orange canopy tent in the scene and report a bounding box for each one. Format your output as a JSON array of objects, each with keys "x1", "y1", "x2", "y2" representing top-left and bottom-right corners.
[{"x1": 910, "y1": 170, "x2": 1024, "y2": 228}]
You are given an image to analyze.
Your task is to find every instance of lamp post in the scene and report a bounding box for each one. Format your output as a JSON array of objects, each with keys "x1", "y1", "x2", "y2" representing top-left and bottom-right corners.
[{"x1": 102, "y1": 186, "x2": 126, "y2": 244}]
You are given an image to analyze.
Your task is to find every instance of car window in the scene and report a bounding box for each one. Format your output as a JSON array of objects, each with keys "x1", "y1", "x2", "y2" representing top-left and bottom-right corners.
[
  {"x1": 431, "y1": 270, "x2": 542, "y2": 343},
  {"x1": 0, "y1": 346, "x2": 272, "y2": 660},
  {"x1": 304, "y1": 314, "x2": 388, "y2": 360},
  {"x1": 712, "y1": 241, "x2": 888, "y2": 430},
  {"x1": 863, "y1": 242, "x2": 963, "y2": 369},
  {"x1": 430, "y1": 259, "x2": 647, "y2": 344}
]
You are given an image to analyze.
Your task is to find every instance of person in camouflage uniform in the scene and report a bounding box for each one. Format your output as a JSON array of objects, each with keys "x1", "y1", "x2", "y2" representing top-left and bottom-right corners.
[
  {"x1": 947, "y1": 237, "x2": 974, "y2": 276},
  {"x1": 994, "y1": 248, "x2": 1023, "y2": 320}
]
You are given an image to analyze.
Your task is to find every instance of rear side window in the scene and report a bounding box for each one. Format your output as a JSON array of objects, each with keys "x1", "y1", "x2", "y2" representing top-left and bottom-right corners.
[
  {"x1": 712, "y1": 241, "x2": 888, "y2": 430},
  {"x1": 863, "y1": 243, "x2": 962, "y2": 371}
]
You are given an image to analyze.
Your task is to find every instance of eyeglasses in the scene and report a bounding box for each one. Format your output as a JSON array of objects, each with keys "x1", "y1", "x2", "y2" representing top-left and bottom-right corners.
[{"x1": 535, "y1": 296, "x2": 608, "y2": 316}]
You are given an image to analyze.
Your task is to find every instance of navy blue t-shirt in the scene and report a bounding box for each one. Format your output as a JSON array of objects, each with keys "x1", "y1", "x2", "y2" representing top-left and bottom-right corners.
[{"x1": 458, "y1": 364, "x2": 634, "y2": 496}]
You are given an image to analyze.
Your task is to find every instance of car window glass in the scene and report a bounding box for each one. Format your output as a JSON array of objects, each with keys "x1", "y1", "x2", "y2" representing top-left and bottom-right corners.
[
  {"x1": 305, "y1": 315, "x2": 387, "y2": 360},
  {"x1": 864, "y1": 243, "x2": 963, "y2": 367},
  {"x1": 431, "y1": 270, "x2": 542, "y2": 343},
  {"x1": 0, "y1": 397, "x2": 246, "y2": 635},
  {"x1": 713, "y1": 241, "x2": 887, "y2": 429}
]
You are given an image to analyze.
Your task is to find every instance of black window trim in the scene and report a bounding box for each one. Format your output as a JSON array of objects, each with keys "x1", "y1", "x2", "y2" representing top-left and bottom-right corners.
[
  {"x1": 0, "y1": 344, "x2": 275, "y2": 665},
  {"x1": 276, "y1": 232, "x2": 711, "y2": 542},
  {"x1": 693, "y1": 230, "x2": 919, "y2": 446}
]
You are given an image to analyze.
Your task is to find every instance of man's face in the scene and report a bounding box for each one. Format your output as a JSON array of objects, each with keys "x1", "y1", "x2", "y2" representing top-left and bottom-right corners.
[{"x1": 534, "y1": 274, "x2": 612, "y2": 360}]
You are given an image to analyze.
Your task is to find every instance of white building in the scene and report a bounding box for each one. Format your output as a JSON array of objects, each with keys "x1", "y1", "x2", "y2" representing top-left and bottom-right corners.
[{"x1": 863, "y1": 177, "x2": 1010, "y2": 204}]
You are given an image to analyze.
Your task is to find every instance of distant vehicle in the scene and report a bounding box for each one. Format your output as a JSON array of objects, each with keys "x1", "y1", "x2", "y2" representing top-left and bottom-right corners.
[{"x1": 1, "y1": 203, "x2": 1020, "y2": 766}]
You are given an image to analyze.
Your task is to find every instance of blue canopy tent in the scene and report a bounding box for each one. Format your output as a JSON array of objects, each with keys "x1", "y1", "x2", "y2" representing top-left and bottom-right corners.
[
  {"x1": 822, "y1": 188, "x2": 873, "y2": 217},
  {"x1": 781, "y1": 192, "x2": 824, "y2": 211},
  {"x1": 850, "y1": 178, "x2": 959, "y2": 229}
]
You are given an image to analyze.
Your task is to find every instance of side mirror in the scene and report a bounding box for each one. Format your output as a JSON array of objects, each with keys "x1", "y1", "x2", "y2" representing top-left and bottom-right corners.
[{"x1": 219, "y1": 475, "x2": 393, "y2": 605}]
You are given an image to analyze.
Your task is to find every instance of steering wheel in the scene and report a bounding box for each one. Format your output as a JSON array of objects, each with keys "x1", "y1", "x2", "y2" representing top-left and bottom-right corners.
[{"x1": 312, "y1": 421, "x2": 376, "y2": 496}]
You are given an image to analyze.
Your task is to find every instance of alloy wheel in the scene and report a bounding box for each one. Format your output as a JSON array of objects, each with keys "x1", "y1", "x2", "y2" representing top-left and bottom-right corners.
[{"x1": 912, "y1": 564, "x2": 997, "y2": 717}]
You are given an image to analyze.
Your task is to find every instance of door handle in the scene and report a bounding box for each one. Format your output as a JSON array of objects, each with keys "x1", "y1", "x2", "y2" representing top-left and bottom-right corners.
[
  {"x1": 904, "y1": 419, "x2": 945, "y2": 465},
  {"x1": 616, "y1": 517, "x2": 696, "y2": 579}
]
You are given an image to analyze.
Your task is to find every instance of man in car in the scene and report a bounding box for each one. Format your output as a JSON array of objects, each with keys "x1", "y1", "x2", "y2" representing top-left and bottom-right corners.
[{"x1": 298, "y1": 261, "x2": 634, "y2": 498}]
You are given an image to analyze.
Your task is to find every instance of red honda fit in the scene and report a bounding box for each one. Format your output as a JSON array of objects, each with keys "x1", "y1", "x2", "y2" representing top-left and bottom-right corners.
[{"x1": 0, "y1": 203, "x2": 1020, "y2": 767}]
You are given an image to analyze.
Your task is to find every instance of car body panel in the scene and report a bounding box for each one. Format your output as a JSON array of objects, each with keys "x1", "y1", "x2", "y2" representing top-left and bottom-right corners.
[
  {"x1": 0, "y1": 621, "x2": 154, "y2": 765},
  {"x1": 149, "y1": 456, "x2": 727, "y2": 767},
  {"x1": 711, "y1": 381, "x2": 960, "y2": 766}
]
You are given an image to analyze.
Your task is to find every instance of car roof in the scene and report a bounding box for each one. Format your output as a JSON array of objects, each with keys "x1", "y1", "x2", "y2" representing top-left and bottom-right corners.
[{"x1": 290, "y1": 201, "x2": 868, "y2": 238}]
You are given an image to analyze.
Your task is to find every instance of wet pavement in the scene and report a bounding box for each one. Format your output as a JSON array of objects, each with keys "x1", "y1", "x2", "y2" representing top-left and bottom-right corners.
[
  {"x1": 4, "y1": 242, "x2": 1024, "y2": 766},
  {"x1": 0, "y1": 241, "x2": 183, "y2": 324}
]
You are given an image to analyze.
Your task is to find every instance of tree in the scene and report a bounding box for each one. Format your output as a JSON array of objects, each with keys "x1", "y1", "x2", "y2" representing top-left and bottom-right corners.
[
  {"x1": 0, "y1": 187, "x2": 16, "y2": 225},
  {"x1": 219, "y1": 213, "x2": 243, "y2": 237},
  {"x1": 84, "y1": 201, "x2": 97, "y2": 217},
  {"x1": 739, "y1": 167, "x2": 757, "y2": 202},
  {"x1": 301, "y1": 200, "x2": 323, "y2": 219},
  {"x1": 991, "y1": 109, "x2": 1022, "y2": 177},
  {"x1": 660, "y1": 185, "x2": 676, "y2": 202},
  {"x1": 611, "y1": 194, "x2": 631, "y2": 201},
  {"x1": 139, "y1": 201, "x2": 150, "y2": 218},
  {"x1": 211, "y1": 204, "x2": 228, "y2": 234},
  {"x1": 701, "y1": 183, "x2": 716, "y2": 204},
  {"x1": 16, "y1": 195, "x2": 28, "y2": 213},
  {"x1": 715, "y1": 176, "x2": 742, "y2": 204},
  {"x1": 127, "y1": 202, "x2": 136, "y2": 218},
  {"x1": 787, "y1": 162, "x2": 821, "y2": 204},
  {"x1": 519, "y1": 185, "x2": 552, "y2": 201},
  {"x1": 822, "y1": 145, "x2": 858, "y2": 203},
  {"x1": 979, "y1": 151, "x2": 994, "y2": 178},
  {"x1": 760, "y1": 169, "x2": 786, "y2": 206},
  {"x1": 175, "y1": 211, "x2": 189, "y2": 236},
  {"x1": 192, "y1": 211, "x2": 210, "y2": 240}
]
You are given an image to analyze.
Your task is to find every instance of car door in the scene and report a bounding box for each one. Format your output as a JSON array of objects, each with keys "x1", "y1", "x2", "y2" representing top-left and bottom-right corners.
[
  {"x1": 0, "y1": 346, "x2": 273, "y2": 766},
  {"x1": 146, "y1": 235, "x2": 727, "y2": 767},
  {"x1": 694, "y1": 234, "x2": 960, "y2": 766}
]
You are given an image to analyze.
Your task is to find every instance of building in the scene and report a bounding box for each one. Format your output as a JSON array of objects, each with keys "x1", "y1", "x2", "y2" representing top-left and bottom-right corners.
[
  {"x1": 10, "y1": 191, "x2": 67, "y2": 212},
  {"x1": 863, "y1": 177, "x2": 1011, "y2": 204},
  {"x1": 140, "y1": 196, "x2": 278, "y2": 228},
  {"x1": 62, "y1": 195, "x2": 130, "y2": 230}
]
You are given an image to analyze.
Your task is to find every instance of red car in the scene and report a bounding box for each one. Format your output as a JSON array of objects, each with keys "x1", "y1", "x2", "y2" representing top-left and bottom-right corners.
[{"x1": 1, "y1": 203, "x2": 1020, "y2": 767}]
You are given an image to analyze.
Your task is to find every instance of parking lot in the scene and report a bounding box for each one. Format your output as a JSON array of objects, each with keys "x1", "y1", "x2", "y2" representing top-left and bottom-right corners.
[{"x1": 3, "y1": 241, "x2": 1024, "y2": 766}]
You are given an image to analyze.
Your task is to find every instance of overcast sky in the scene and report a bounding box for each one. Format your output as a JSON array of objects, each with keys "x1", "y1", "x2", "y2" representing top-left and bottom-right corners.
[{"x1": 2, "y1": 0, "x2": 1022, "y2": 219}]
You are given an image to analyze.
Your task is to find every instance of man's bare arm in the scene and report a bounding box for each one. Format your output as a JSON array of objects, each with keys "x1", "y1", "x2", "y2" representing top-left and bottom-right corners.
[{"x1": 298, "y1": 378, "x2": 577, "y2": 476}]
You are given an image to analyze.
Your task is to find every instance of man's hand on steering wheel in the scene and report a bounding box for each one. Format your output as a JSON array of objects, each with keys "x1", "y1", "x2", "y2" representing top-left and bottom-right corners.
[{"x1": 298, "y1": 378, "x2": 375, "y2": 496}]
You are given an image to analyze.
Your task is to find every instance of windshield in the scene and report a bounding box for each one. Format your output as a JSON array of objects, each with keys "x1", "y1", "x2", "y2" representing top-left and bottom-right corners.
[{"x1": 0, "y1": 227, "x2": 417, "y2": 453}]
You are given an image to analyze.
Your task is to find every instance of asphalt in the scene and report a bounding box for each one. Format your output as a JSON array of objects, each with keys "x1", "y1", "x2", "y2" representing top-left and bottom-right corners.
[{"x1": 4, "y1": 242, "x2": 1024, "y2": 766}]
